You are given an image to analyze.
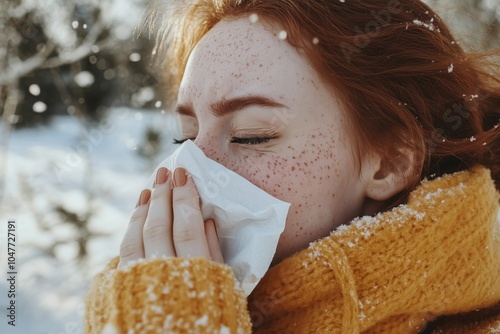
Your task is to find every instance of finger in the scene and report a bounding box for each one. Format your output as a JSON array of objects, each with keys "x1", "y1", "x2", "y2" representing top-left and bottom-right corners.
[
  {"x1": 205, "y1": 219, "x2": 224, "y2": 264},
  {"x1": 143, "y1": 167, "x2": 176, "y2": 258},
  {"x1": 172, "y1": 168, "x2": 211, "y2": 259},
  {"x1": 118, "y1": 189, "x2": 151, "y2": 268}
]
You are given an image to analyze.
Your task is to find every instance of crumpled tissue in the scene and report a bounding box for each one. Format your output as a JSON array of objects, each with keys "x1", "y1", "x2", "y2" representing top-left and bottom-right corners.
[{"x1": 145, "y1": 140, "x2": 291, "y2": 295}]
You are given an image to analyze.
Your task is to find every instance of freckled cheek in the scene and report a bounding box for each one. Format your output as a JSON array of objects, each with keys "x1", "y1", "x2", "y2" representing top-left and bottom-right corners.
[{"x1": 231, "y1": 159, "x2": 306, "y2": 206}]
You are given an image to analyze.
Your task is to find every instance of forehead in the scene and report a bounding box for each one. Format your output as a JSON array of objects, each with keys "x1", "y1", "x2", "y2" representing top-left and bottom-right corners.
[{"x1": 178, "y1": 17, "x2": 315, "y2": 104}]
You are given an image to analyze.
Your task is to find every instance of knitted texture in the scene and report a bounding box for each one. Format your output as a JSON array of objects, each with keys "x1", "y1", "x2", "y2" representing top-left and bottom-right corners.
[
  {"x1": 85, "y1": 166, "x2": 500, "y2": 333},
  {"x1": 85, "y1": 257, "x2": 251, "y2": 333},
  {"x1": 248, "y1": 166, "x2": 500, "y2": 333}
]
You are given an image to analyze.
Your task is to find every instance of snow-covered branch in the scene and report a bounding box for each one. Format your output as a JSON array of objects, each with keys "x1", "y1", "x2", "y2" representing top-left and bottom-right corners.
[
  {"x1": 42, "y1": 21, "x2": 113, "y2": 69},
  {"x1": 0, "y1": 44, "x2": 56, "y2": 86}
]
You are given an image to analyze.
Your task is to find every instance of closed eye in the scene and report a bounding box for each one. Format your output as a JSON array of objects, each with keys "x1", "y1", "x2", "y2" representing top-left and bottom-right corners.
[{"x1": 228, "y1": 137, "x2": 272, "y2": 145}]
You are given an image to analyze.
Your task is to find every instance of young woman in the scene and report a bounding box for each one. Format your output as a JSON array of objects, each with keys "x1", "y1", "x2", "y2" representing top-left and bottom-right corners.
[{"x1": 85, "y1": 0, "x2": 500, "y2": 333}]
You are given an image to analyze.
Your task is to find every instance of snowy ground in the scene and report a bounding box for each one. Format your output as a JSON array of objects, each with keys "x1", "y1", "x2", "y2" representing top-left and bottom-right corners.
[{"x1": 0, "y1": 108, "x2": 179, "y2": 334}]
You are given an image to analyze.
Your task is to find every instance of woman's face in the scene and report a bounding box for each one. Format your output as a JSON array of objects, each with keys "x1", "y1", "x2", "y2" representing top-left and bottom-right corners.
[{"x1": 175, "y1": 17, "x2": 368, "y2": 263}]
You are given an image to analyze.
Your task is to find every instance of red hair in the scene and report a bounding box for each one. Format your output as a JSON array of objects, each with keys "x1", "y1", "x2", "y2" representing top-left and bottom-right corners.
[{"x1": 145, "y1": 0, "x2": 500, "y2": 200}]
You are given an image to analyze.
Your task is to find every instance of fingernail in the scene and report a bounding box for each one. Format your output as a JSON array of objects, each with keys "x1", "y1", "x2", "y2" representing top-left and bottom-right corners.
[
  {"x1": 137, "y1": 189, "x2": 151, "y2": 207},
  {"x1": 154, "y1": 167, "x2": 169, "y2": 187},
  {"x1": 173, "y1": 167, "x2": 187, "y2": 187}
]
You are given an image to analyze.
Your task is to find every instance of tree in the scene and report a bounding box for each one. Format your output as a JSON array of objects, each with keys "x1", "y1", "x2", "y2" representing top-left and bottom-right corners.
[
  {"x1": 424, "y1": 0, "x2": 500, "y2": 50},
  {"x1": 0, "y1": 0, "x2": 159, "y2": 261}
]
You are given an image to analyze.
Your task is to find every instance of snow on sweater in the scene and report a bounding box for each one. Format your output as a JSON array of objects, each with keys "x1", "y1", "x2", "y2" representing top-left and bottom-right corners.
[{"x1": 85, "y1": 165, "x2": 500, "y2": 333}]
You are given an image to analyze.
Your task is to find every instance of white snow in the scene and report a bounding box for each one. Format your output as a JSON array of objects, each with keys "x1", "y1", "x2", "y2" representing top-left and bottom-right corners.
[
  {"x1": 219, "y1": 325, "x2": 230, "y2": 334},
  {"x1": 249, "y1": 13, "x2": 259, "y2": 24},
  {"x1": 29, "y1": 84, "x2": 41, "y2": 96},
  {"x1": 74, "y1": 71, "x2": 95, "y2": 88},
  {"x1": 0, "y1": 109, "x2": 179, "y2": 333},
  {"x1": 412, "y1": 19, "x2": 438, "y2": 32},
  {"x1": 195, "y1": 315, "x2": 208, "y2": 327},
  {"x1": 32, "y1": 101, "x2": 47, "y2": 113},
  {"x1": 101, "y1": 323, "x2": 120, "y2": 334},
  {"x1": 129, "y1": 53, "x2": 141, "y2": 62}
]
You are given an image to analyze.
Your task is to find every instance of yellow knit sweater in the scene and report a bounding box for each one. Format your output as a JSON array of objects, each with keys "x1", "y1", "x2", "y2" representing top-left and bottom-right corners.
[{"x1": 85, "y1": 166, "x2": 500, "y2": 333}]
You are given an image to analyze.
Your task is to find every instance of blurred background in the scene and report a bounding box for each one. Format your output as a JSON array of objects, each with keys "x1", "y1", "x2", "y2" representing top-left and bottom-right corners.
[{"x1": 0, "y1": 0, "x2": 498, "y2": 333}]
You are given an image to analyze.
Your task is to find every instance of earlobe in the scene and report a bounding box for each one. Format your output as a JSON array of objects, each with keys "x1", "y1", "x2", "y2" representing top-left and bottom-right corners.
[{"x1": 362, "y1": 148, "x2": 416, "y2": 202}]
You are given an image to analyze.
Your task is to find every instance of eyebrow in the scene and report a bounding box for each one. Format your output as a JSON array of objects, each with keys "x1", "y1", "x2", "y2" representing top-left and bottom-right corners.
[{"x1": 174, "y1": 95, "x2": 287, "y2": 117}]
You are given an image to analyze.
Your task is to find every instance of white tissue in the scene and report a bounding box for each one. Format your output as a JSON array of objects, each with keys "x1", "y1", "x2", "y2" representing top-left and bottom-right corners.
[{"x1": 145, "y1": 140, "x2": 291, "y2": 295}]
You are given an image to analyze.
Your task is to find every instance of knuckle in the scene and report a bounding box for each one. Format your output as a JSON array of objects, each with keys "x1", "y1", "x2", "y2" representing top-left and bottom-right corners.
[
  {"x1": 143, "y1": 220, "x2": 169, "y2": 241},
  {"x1": 174, "y1": 226, "x2": 201, "y2": 244},
  {"x1": 129, "y1": 207, "x2": 147, "y2": 223},
  {"x1": 119, "y1": 241, "x2": 141, "y2": 259},
  {"x1": 151, "y1": 188, "x2": 166, "y2": 201},
  {"x1": 175, "y1": 203, "x2": 198, "y2": 220},
  {"x1": 150, "y1": 187, "x2": 169, "y2": 201},
  {"x1": 173, "y1": 187, "x2": 199, "y2": 206}
]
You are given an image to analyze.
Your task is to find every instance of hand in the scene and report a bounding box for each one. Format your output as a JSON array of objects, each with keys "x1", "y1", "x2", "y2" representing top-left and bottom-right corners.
[{"x1": 118, "y1": 167, "x2": 223, "y2": 268}]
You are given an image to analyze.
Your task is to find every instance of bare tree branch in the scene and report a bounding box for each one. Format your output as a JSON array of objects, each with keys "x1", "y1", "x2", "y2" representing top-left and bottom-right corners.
[
  {"x1": 0, "y1": 43, "x2": 56, "y2": 86},
  {"x1": 42, "y1": 21, "x2": 111, "y2": 69}
]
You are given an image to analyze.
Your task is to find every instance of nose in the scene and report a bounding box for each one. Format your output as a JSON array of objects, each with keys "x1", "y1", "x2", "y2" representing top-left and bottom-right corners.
[{"x1": 193, "y1": 135, "x2": 225, "y2": 165}]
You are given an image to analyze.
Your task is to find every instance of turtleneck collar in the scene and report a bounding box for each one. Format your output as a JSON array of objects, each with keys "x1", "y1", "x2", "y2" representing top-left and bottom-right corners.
[{"x1": 248, "y1": 166, "x2": 500, "y2": 334}]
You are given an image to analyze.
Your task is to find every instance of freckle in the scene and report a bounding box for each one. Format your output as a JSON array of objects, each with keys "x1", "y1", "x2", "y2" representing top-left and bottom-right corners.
[
  {"x1": 266, "y1": 175, "x2": 270, "y2": 178},
  {"x1": 288, "y1": 187, "x2": 291, "y2": 191},
  {"x1": 291, "y1": 166, "x2": 295, "y2": 171}
]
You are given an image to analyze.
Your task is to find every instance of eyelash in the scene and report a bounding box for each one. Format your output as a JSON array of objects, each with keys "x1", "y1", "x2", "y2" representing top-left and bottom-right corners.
[
  {"x1": 229, "y1": 137, "x2": 272, "y2": 145},
  {"x1": 172, "y1": 137, "x2": 273, "y2": 145},
  {"x1": 173, "y1": 138, "x2": 192, "y2": 145}
]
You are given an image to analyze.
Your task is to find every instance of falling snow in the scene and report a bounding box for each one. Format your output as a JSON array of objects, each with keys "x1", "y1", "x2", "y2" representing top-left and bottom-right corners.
[
  {"x1": 278, "y1": 30, "x2": 287, "y2": 40},
  {"x1": 249, "y1": 13, "x2": 259, "y2": 24},
  {"x1": 129, "y1": 52, "x2": 141, "y2": 62},
  {"x1": 33, "y1": 101, "x2": 47, "y2": 113},
  {"x1": 29, "y1": 84, "x2": 41, "y2": 96},
  {"x1": 74, "y1": 71, "x2": 95, "y2": 87}
]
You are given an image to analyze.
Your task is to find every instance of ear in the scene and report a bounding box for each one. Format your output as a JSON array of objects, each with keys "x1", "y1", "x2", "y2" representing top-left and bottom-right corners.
[{"x1": 361, "y1": 147, "x2": 416, "y2": 202}]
